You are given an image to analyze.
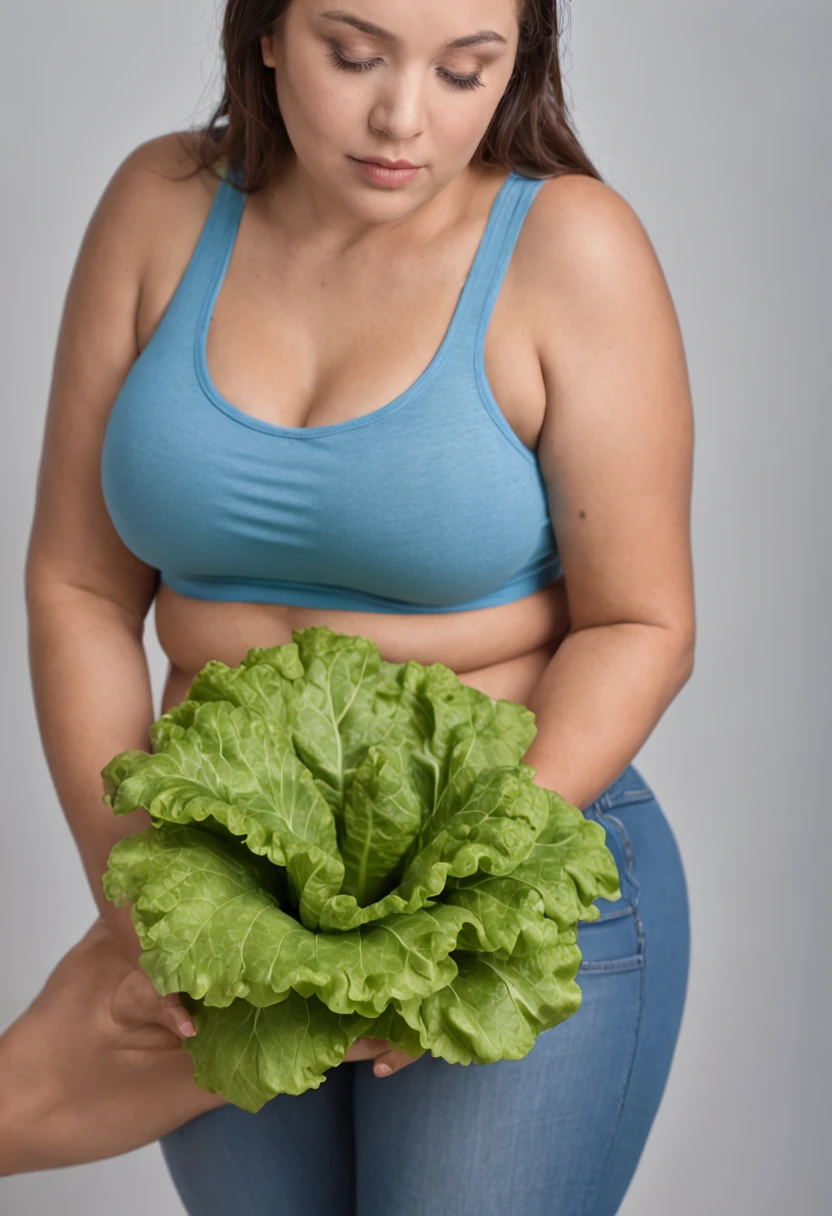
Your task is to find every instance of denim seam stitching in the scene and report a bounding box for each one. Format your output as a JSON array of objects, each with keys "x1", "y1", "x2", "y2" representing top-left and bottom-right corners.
[
  {"x1": 587, "y1": 806, "x2": 646, "y2": 968},
  {"x1": 580, "y1": 926, "x2": 648, "y2": 1216},
  {"x1": 608, "y1": 812, "x2": 636, "y2": 877},
  {"x1": 578, "y1": 954, "x2": 643, "y2": 974},
  {"x1": 595, "y1": 809, "x2": 641, "y2": 910},
  {"x1": 601, "y1": 783, "x2": 653, "y2": 811},
  {"x1": 617, "y1": 788, "x2": 653, "y2": 803},
  {"x1": 585, "y1": 907, "x2": 634, "y2": 923}
]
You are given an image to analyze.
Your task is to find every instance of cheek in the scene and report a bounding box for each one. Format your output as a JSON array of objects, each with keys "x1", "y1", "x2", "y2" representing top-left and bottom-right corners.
[
  {"x1": 430, "y1": 94, "x2": 499, "y2": 151},
  {"x1": 278, "y1": 54, "x2": 361, "y2": 142},
  {"x1": 315, "y1": 88, "x2": 365, "y2": 139}
]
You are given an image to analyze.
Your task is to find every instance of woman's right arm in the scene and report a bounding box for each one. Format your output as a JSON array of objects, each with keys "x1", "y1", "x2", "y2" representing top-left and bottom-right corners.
[
  {"x1": 22, "y1": 138, "x2": 423, "y2": 1097},
  {"x1": 25, "y1": 137, "x2": 182, "y2": 967}
]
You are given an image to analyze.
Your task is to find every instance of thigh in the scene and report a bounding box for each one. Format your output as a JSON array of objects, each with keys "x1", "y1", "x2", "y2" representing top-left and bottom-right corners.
[
  {"x1": 159, "y1": 1052, "x2": 357, "y2": 1216},
  {"x1": 351, "y1": 763, "x2": 691, "y2": 1216}
]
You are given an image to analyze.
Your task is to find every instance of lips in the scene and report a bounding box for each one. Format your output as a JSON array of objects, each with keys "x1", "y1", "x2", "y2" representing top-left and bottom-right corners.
[{"x1": 355, "y1": 157, "x2": 420, "y2": 169}]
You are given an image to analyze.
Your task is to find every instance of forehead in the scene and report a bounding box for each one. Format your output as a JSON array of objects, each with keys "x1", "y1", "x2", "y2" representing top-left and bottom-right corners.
[{"x1": 295, "y1": 0, "x2": 521, "y2": 43}]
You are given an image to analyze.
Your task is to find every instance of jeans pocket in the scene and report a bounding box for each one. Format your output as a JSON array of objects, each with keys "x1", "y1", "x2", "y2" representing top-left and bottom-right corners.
[
  {"x1": 576, "y1": 765, "x2": 651, "y2": 974},
  {"x1": 597, "y1": 761, "x2": 656, "y2": 812}
]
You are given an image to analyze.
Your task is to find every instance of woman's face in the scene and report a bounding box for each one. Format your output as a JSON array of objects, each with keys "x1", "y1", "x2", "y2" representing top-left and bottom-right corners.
[{"x1": 260, "y1": 0, "x2": 521, "y2": 209}]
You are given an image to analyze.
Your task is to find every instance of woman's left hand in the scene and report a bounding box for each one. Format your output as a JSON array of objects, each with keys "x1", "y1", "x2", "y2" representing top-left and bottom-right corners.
[{"x1": 343, "y1": 1034, "x2": 426, "y2": 1077}]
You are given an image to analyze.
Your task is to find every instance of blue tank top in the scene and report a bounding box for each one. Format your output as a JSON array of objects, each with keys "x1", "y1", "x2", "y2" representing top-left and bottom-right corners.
[{"x1": 100, "y1": 164, "x2": 562, "y2": 614}]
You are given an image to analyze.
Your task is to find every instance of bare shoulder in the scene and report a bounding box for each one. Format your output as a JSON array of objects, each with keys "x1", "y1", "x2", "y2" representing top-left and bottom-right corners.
[
  {"x1": 520, "y1": 173, "x2": 678, "y2": 343},
  {"x1": 96, "y1": 130, "x2": 224, "y2": 275},
  {"x1": 125, "y1": 128, "x2": 227, "y2": 198},
  {"x1": 525, "y1": 173, "x2": 665, "y2": 282}
]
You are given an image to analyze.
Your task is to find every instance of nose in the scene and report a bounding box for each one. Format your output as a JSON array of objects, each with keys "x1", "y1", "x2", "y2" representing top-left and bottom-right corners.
[{"x1": 367, "y1": 66, "x2": 426, "y2": 144}]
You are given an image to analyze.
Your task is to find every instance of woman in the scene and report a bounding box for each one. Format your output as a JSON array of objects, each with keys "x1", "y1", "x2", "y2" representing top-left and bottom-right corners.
[{"x1": 24, "y1": 0, "x2": 694, "y2": 1211}]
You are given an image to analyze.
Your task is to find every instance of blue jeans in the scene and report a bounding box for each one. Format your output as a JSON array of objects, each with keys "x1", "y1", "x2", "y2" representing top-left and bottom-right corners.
[{"x1": 159, "y1": 762, "x2": 691, "y2": 1216}]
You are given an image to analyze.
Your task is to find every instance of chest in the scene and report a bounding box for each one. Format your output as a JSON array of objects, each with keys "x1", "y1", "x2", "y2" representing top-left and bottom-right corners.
[{"x1": 136, "y1": 204, "x2": 548, "y2": 455}]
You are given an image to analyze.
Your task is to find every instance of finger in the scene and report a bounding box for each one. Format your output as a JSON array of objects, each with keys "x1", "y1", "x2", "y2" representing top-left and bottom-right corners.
[
  {"x1": 159, "y1": 992, "x2": 197, "y2": 1039},
  {"x1": 112, "y1": 970, "x2": 196, "y2": 1039},
  {"x1": 372, "y1": 1049, "x2": 424, "y2": 1077},
  {"x1": 347, "y1": 1037, "x2": 390, "y2": 1060}
]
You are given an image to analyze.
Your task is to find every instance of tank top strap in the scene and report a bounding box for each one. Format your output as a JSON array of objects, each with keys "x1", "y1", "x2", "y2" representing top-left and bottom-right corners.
[
  {"x1": 465, "y1": 171, "x2": 548, "y2": 349},
  {"x1": 439, "y1": 170, "x2": 548, "y2": 363},
  {"x1": 163, "y1": 164, "x2": 247, "y2": 334}
]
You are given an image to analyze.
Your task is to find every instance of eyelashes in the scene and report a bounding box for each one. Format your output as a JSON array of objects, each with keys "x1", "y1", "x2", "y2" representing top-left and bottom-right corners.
[{"x1": 326, "y1": 46, "x2": 486, "y2": 92}]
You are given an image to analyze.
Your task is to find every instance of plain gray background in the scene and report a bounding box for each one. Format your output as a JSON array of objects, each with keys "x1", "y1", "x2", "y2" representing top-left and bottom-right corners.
[{"x1": 1, "y1": 1, "x2": 829, "y2": 1212}]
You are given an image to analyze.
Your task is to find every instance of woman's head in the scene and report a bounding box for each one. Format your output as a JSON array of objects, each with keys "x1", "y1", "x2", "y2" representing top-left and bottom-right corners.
[{"x1": 186, "y1": 0, "x2": 602, "y2": 194}]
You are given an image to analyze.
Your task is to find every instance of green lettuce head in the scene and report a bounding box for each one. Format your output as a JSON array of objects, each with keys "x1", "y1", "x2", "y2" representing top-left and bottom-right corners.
[{"x1": 101, "y1": 626, "x2": 620, "y2": 1113}]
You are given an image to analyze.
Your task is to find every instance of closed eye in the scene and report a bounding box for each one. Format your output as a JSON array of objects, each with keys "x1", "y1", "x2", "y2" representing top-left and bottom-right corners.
[{"x1": 326, "y1": 45, "x2": 486, "y2": 91}]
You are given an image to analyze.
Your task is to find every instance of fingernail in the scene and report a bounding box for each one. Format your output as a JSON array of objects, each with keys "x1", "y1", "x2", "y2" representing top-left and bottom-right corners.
[
  {"x1": 375, "y1": 1063, "x2": 392, "y2": 1076},
  {"x1": 180, "y1": 1021, "x2": 197, "y2": 1037}
]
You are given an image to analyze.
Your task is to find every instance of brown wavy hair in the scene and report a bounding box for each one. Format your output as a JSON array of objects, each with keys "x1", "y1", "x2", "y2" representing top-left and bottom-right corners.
[{"x1": 179, "y1": 0, "x2": 603, "y2": 192}]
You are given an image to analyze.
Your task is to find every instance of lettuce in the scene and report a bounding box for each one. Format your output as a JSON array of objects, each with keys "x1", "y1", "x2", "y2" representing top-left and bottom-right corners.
[{"x1": 100, "y1": 627, "x2": 620, "y2": 1112}]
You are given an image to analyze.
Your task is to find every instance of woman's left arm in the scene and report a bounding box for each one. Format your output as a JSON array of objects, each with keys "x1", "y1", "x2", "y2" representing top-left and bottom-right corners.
[{"x1": 521, "y1": 177, "x2": 696, "y2": 810}]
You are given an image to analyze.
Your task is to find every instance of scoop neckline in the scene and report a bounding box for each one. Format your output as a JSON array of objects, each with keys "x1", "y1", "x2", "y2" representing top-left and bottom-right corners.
[{"x1": 193, "y1": 169, "x2": 520, "y2": 439}]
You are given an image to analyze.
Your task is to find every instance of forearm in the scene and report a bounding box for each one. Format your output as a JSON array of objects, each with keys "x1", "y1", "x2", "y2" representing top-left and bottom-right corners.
[
  {"x1": 0, "y1": 1006, "x2": 57, "y2": 1177},
  {"x1": 522, "y1": 622, "x2": 694, "y2": 810},
  {"x1": 26, "y1": 584, "x2": 157, "y2": 919}
]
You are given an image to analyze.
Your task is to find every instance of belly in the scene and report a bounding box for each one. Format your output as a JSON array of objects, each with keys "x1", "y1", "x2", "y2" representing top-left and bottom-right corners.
[{"x1": 155, "y1": 578, "x2": 571, "y2": 714}]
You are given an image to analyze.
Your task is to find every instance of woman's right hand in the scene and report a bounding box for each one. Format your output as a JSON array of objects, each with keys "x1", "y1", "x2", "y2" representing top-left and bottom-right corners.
[
  {"x1": 102, "y1": 900, "x2": 422, "y2": 1075},
  {"x1": 102, "y1": 910, "x2": 422, "y2": 1082},
  {"x1": 0, "y1": 914, "x2": 228, "y2": 1176},
  {"x1": 99, "y1": 898, "x2": 196, "y2": 1037}
]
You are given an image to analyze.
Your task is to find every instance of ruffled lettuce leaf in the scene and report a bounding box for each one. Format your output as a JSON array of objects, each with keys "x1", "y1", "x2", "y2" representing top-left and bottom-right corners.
[
  {"x1": 176, "y1": 993, "x2": 425, "y2": 1111},
  {"x1": 102, "y1": 702, "x2": 344, "y2": 930},
  {"x1": 101, "y1": 626, "x2": 622, "y2": 1113},
  {"x1": 104, "y1": 823, "x2": 480, "y2": 1016}
]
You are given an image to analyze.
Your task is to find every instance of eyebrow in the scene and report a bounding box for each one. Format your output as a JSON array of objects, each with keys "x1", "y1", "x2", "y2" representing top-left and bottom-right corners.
[{"x1": 318, "y1": 10, "x2": 509, "y2": 50}]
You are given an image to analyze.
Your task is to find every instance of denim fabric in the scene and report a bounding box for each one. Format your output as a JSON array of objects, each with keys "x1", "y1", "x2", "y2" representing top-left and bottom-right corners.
[{"x1": 159, "y1": 762, "x2": 690, "y2": 1216}]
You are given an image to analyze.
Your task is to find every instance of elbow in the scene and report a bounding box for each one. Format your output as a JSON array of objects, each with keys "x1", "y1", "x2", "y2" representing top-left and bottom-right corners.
[
  {"x1": 647, "y1": 613, "x2": 695, "y2": 689},
  {"x1": 678, "y1": 644, "x2": 695, "y2": 685},
  {"x1": 672, "y1": 626, "x2": 696, "y2": 687}
]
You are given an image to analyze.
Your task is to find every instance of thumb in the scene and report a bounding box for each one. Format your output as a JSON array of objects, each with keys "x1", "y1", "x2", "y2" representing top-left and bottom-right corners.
[{"x1": 111, "y1": 967, "x2": 196, "y2": 1040}]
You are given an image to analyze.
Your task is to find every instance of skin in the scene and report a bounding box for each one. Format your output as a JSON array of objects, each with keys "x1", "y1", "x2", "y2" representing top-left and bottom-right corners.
[
  {"x1": 0, "y1": 918, "x2": 228, "y2": 1176},
  {"x1": 0, "y1": 916, "x2": 412, "y2": 1176},
  {"x1": 18, "y1": 0, "x2": 695, "y2": 1172}
]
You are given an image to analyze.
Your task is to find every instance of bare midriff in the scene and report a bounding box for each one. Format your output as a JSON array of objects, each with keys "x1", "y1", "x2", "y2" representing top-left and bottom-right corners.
[{"x1": 156, "y1": 581, "x2": 570, "y2": 716}]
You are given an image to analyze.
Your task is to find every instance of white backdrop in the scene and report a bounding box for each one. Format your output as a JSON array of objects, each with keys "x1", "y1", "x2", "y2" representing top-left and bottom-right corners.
[{"x1": 0, "y1": 1, "x2": 828, "y2": 1212}]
